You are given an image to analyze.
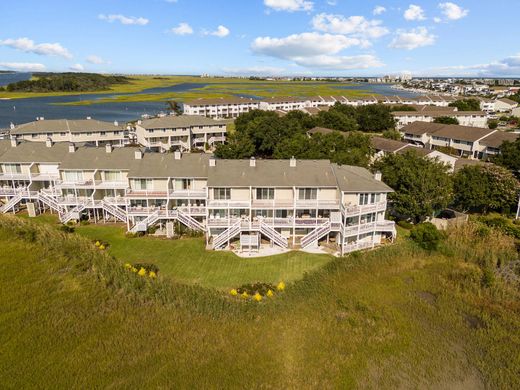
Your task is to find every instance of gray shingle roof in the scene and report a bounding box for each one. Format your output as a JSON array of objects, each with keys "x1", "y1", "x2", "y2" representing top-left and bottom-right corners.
[
  {"x1": 0, "y1": 141, "x2": 70, "y2": 163},
  {"x1": 11, "y1": 119, "x2": 125, "y2": 134},
  {"x1": 480, "y1": 131, "x2": 519, "y2": 148},
  {"x1": 207, "y1": 159, "x2": 338, "y2": 187},
  {"x1": 137, "y1": 115, "x2": 228, "y2": 129},
  {"x1": 332, "y1": 164, "x2": 393, "y2": 193},
  {"x1": 370, "y1": 137, "x2": 410, "y2": 153},
  {"x1": 129, "y1": 153, "x2": 210, "y2": 178},
  {"x1": 59, "y1": 146, "x2": 137, "y2": 170}
]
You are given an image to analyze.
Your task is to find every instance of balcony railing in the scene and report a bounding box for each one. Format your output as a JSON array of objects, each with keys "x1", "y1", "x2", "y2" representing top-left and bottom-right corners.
[
  {"x1": 126, "y1": 189, "x2": 168, "y2": 197},
  {"x1": 342, "y1": 201, "x2": 387, "y2": 217},
  {"x1": 0, "y1": 173, "x2": 31, "y2": 180},
  {"x1": 31, "y1": 173, "x2": 60, "y2": 181},
  {"x1": 295, "y1": 199, "x2": 340, "y2": 208},
  {"x1": 55, "y1": 179, "x2": 94, "y2": 188},
  {"x1": 94, "y1": 180, "x2": 128, "y2": 189},
  {"x1": 169, "y1": 189, "x2": 206, "y2": 198},
  {"x1": 208, "y1": 200, "x2": 250, "y2": 208}
]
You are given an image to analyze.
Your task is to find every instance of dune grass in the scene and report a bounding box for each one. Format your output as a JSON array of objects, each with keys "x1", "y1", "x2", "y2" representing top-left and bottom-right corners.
[{"x1": 1, "y1": 215, "x2": 519, "y2": 388}]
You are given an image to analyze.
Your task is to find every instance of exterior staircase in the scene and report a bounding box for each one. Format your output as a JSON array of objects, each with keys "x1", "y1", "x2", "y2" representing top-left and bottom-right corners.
[
  {"x1": 60, "y1": 203, "x2": 87, "y2": 224},
  {"x1": 259, "y1": 221, "x2": 288, "y2": 248},
  {"x1": 100, "y1": 200, "x2": 127, "y2": 222},
  {"x1": 130, "y1": 211, "x2": 160, "y2": 232},
  {"x1": 0, "y1": 194, "x2": 22, "y2": 213},
  {"x1": 176, "y1": 209, "x2": 205, "y2": 232},
  {"x1": 300, "y1": 221, "x2": 332, "y2": 249},
  {"x1": 212, "y1": 220, "x2": 241, "y2": 249},
  {"x1": 37, "y1": 192, "x2": 65, "y2": 214}
]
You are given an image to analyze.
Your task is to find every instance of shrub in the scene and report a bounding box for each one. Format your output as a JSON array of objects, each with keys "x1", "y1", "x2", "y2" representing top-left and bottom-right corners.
[
  {"x1": 147, "y1": 225, "x2": 159, "y2": 235},
  {"x1": 125, "y1": 231, "x2": 144, "y2": 238},
  {"x1": 59, "y1": 225, "x2": 75, "y2": 233},
  {"x1": 236, "y1": 282, "x2": 275, "y2": 296},
  {"x1": 397, "y1": 220, "x2": 413, "y2": 230},
  {"x1": 409, "y1": 223, "x2": 444, "y2": 251},
  {"x1": 133, "y1": 263, "x2": 159, "y2": 274}
]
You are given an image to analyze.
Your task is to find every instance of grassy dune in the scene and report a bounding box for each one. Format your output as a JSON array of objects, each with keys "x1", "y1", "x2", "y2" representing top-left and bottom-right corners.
[{"x1": 1, "y1": 215, "x2": 519, "y2": 388}]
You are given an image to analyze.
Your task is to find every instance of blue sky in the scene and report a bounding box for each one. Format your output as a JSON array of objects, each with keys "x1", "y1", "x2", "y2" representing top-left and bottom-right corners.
[{"x1": 0, "y1": 0, "x2": 519, "y2": 77}]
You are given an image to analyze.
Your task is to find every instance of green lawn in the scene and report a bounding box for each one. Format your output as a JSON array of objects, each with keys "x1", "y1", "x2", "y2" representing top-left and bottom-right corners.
[
  {"x1": 1, "y1": 215, "x2": 519, "y2": 388},
  {"x1": 20, "y1": 214, "x2": 332, "y2": 290}
]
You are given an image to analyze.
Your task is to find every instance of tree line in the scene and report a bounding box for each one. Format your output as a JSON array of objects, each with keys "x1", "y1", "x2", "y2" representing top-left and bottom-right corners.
[{"x1": 0, "y1": 73, "x2": 130, "y2": 93}]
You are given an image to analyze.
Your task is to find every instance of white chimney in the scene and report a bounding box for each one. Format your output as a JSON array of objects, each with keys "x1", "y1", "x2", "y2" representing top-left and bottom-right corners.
[
  {"x1": 174, "y1": 150, "x2": 181, "y2": 160},
  {"x1": 10, "y1": 137, "x2": 17, "y2": 147},
  {"x1": 9, "y1": 122, "x2": 15, "y2": 130},
  {"x1": 68, "y1": 143, "x2": 76, "y2": 153},
  {"x1": 45, "y1": 138, "x2": 53, "y2": 148},
  {"x1": 209, "y1": 156, "x2": 216, "y2": 167},
  {"x1": 105, "y1": 143, "x2": 113, "y2": 153},
  {"x1": 114, "y1": 121, "x2": 118, "y2": 127},
  {"x1": 374, "y1": 171, "x2": 382, "y2": 181},
  {"x1": 134, "y1": 149, "x2": 143, "y2": 160},
  {"x1": 40, "y1": 117, "x2": 44, "y2": 121},
  {"x1": 86, "y1": 116, "x2": 91, "y2": 120},
  {"x1": 250, "y1": 157, "x2": 256, "y2": 167},
  {"x1": 137, "y1": 120, "x2": 142, "y2": 125},
  {"x1": 290, "y1": 156, "x2": 296, "y2": 167}
]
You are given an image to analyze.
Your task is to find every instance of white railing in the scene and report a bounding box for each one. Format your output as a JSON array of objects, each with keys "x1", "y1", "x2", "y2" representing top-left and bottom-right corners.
[
  {"x1": 0, "y1": 173, "x2": 31, "y2": 180},
  {"x1": 343, "y1": 241, "x2": 374, "y2": 254},
  {"x1": 342, "y1": 201, "x2": 387, "y2": 217},
  {"x1": 251, "y1": 200, "x2": 293, "y2": 208},
  {"x1": 295, "y1": 199, "x2": 340, "y2": 208},
  {"x1": 130, "y1": 211, "x2": 160, "y2": 233},
  {"x1": 208, "y1": 136, "x2": 226, "y2": 144},
  {"x1": 300, "y1": 221, "x2": 331, "y2": 249},
  {"x1": 169, "y1": 189, "x2": 206, "y2": 198},
  {"x1": 177, "y1": 209, "x2": 205, "y2": 232},
  {"x1": 0, "y1": 193, "x2": 22, "y2": 213},
  {"x1": 94, "y1": 180, "x2": 129, "y2": 188},
  {"x1": 101, "y1": 200, "x2": 127, "y2": 222},
  {"x1": 208, "y1": 200, "x2": 250, "y2": 208},
  {"x1": 126, "y1": 190, "x2": 168, "y2": 197},
  {"x1": 212, "y1": 220, "x2": 241, "y2": 249},
  {"x1": 259, "y1": 221, "x2": 288, "y2": 248},
  {"x1": 375, "y1": 221, "x2": 396, "y2": 230}
]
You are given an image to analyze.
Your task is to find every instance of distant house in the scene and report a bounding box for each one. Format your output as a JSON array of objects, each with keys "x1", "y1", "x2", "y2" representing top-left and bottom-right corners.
[
  {"x1": 9, "y1": 118, "x2": 128, "y2": 147},
  {"x1": 135, "y1": 115, "x2": 228, "y2": 152},
  {"x1": 182, "y1": 97, "x2": 260, "y2": 119},
  {"x1": 400, "y1": 121, "x2": 519, "y2": 159},
  {"x1": 392, "y1": 106, "x2": 488, "y2": 129},
  {"x1": 495, "y1": 98, "x2": 519, "y2": 113}
]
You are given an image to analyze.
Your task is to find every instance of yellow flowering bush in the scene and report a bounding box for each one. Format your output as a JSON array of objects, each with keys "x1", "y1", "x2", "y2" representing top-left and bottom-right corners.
[
  {"x1": 241, "y1": 291, "x2": 249, "y2": 299},
  {"x1": 277, "y1": 281, "x2": 285, "y2": 291},
  {"x1": 266, "y1": 289, "x2": 274, "y2": 297},
  {"x1": 99, "y1": 244, "x2": 105, "y2": 250},
  {"x1": 95, "y1": 241, "x2": 101, "y2": 247},
  {"x1": 131, "y1": 267, "x2": 138, "y2": 273},
  {"x1": 124, "y1": 263, "x2": 132, "y2": 269},
  {"x1": 138, "y1": 267, "x2": 147, "y2": 276},
  {"x1": 253, "y1": 292, "x2": 262, "y2": 302},
  {"x1": 230, "y1": 289, "x2": 238, "y2": 296},
  {"x1": 149, "y1": 271, "x2": 157, "y2": 278}
]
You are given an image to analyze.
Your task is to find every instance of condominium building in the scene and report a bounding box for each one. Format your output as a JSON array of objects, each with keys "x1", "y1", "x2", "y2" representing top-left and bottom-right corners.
[
  {"x1": 393, "y1": 107, "x2": 488, "y2": 129},
  {"x1": 135, "y1": 115, "x2": 228, "y2": 152},
  {"x1": 8, "y1": 118, "x2": 128, "y2": 146},
  {"x1": 0, "y1": 143, "x2": 396, "y2": 255},
  {"x1": 182, "y1": 97, "x2": 260, "y2": 119},
  {"x1": 400, "y1": 121, "x2": 519, "y2": 159},
  {"x1": 259, "y1": 97, "x2": 311, "y2": 111}
]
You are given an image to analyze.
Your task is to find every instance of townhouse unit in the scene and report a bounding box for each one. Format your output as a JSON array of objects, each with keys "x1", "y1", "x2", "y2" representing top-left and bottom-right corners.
[
  {"x1": 135, "y1": 115, "x2": 228, "y2": 152},
  {"x1": 400, "y1": 121, "x2": 519, "y2": 159},
  {"x1": 259, "y1": 97, "x2": 311, "y2": 111},
  {"x1": 494, "y1": 98, "x2": 518, "y2": 113},
  {"x1": 0, "y1": 143, "x2": 396, "y2": 255},
  {"x1": 182, "y1": 97, "x2": 260, "y2": 119},
  {"x1": 8, "y1": 118, "x2": 128, "y2": 146},
  {"x1": 393, "y1": 107, "x2": 488, "y2": 129}
]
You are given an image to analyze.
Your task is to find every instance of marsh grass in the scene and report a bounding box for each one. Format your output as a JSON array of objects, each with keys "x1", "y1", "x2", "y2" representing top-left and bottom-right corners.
[{"x1": 1, "y1": 215, "x2": 519, "y2": 388}]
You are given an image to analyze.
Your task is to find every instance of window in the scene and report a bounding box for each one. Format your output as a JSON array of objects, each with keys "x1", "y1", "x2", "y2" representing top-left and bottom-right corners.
[
  {"x1": 133, "y1": 179, "x2": 152, "y2": 190},
  {"x1": 60, "y1": 132, "x2": 67, "y2": 137},
  {"x1": 175, "y1": 178, "x2": 192, "y2": 190},
  {"x1": 104, "y1": 171, "x2": 122, "y2": 182},
  {"x1": 100, "y1": 132, "x2": 106, "y2": 137},
  {"x1": 213, "y1": 188, "x2": 230, "y2": 200},
  {"x1": 63, "y1": 170, "x2": 84, "y2": 182},
  {"x1": 4, "y1": 164, "x2": 22, "y2": 174},
  {"x1": 256, "y1": 188, "x2": 274, "y2": 200},
  {"x1": 298, "y1": 188, "x2": 317, "y2": 200}
]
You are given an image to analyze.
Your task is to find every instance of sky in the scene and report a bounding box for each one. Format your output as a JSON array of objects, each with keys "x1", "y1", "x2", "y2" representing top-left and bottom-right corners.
[{"x1": 0, "y1": 0, "x2": 519, "y2": 77}]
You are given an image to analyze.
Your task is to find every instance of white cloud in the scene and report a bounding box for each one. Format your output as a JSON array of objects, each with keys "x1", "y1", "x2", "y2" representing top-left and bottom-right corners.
[
  {"x1": 389, "y1": 27, "x2": 435, "y2": 50},
  {"x1": 327, "y1": 0, "x2": 337, "y2": 5},
  {"x1": 222, "y1": 66, "x2": 287, "y2": 75},
  {"x1": 98, "y1": 14, "x2": 149, "y2": 26},
  {"x1": 264, "y1": 0, "x2": 313, "y2": 12},
  {"x1": 0, "y1": 37, "x2": 72, "y2": 59},
  {"x1": 404, "y1": 4, "x2": 426, "y2": 21},
  {"x1": 312, "y1": 13, "x2": 389, "y2": 40},
  {"x1": 439, "y1": 2, "x2": 468, "y2": 20},
  {"x1": 431, "y1": 53, "x2": 520, "y2": 76},
  {"x1": 373, "y1": 6, "x2": 386, "y2": 15},
  {"x1": 86, "y1": 55, "x2": 109, "y2": 65},
  {"x1": 69, "y1": 63, "x2": 84, "y2": 72},
  {"x1": 0, "y1": 62, "x2": 46, "y2": 72},
  {"x1": 433, "y1": 17, "x2": 442, "y2": 23},
  {"x1": 204, "y1": 25, "x2": 230, "y2": 38},
  {"x1": 251, "y1": 32, "x2": 383, "y2": 70},
  {"x1": 292, "y1": 54, "x2": 383, "y2": 70},
  {"x1": 171, "y1": 22, "x2": 193, "y2": 35}
]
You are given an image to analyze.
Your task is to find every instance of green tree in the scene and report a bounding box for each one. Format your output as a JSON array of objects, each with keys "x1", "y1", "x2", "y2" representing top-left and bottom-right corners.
[
  {"x1": 493, "y1": 138, "x2": 520, "y2": 178},
  {"x1": 316, "y1": 110, "x2": 358, "y2": 132},
  {"x1": 433, "y1": 116, "x2": 459, "y2": 125},
  {"x1": 488, "y1": 120, "x2": 499, "y2": 129},
  {"x1": 372, "y1": 151, "x2": 453, "y2": 222},
  {"x1": 410, "y1": 223, "x2": 443, "y2": 251},
  {"x1": 453, "y1": 165, "x2": 519, "y2": 213},
  {"x1": 355, "y1": 104, "x2": 396, "y2": 132},
  {"x1": 382, "y1": 129, "x2": 402, "y2": 140},
  {"x1": 214, "y1": 133, "x2": 255, "y2": 159},
  {"x1": 448, "y1": 98, "x2": 481, "y2": 111}
]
